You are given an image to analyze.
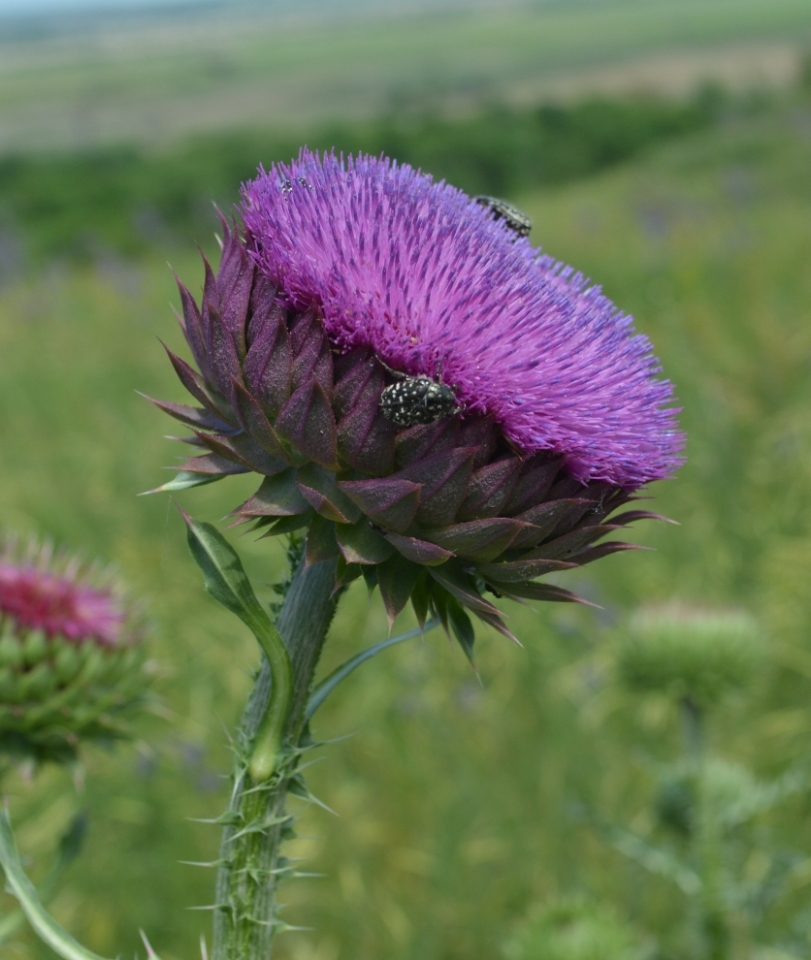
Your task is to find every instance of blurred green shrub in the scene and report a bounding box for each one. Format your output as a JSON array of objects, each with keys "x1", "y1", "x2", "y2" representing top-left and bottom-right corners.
[
  {"x1": 503, "y1": 898, "x2": 644, "y2": 960},
  {"x1": 0, "y1": 91, "x2": 721, "y2": 265},
  {"x1": 617, "y1": 606, "x2": 764, "y2": 706}
]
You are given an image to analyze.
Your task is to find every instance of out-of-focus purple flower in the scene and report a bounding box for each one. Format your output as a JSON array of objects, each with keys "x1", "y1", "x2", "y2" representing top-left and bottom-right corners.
[
  {"x1": 150, "y1": 151, "x2": 683, "y2": 654},
  {"x1": 0, "y1": 536, "x2": 149, "y2": 763},
  {"x1": 242, "y1": 151, "x2": 683, "y2": 487},
  {"x1": 0, "y1": 561, "x2": 126, "y2": 647}
]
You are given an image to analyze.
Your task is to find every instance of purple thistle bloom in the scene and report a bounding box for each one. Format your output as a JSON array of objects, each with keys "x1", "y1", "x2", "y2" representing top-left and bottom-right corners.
[
  {"x1": 152, "y1": 149, "x2": 684, "y2": 650},
  {"x1": 242, "y1": 150, "x2": 683, "y2": 487},
  {"x1": 0, "y1": 562, "x2": 126, "y2": 648},
  {"x1": 0, "y1": 535, "x2": 148, "y2": 763}
]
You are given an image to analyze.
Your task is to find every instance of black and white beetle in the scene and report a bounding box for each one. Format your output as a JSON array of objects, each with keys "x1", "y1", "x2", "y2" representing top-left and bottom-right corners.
[
  {"x1": 378, "y1": 363, "x2": 463, "y2": 427},
  {"x1": 474, "y1": 195, "x2": 532, "y2": 239}
]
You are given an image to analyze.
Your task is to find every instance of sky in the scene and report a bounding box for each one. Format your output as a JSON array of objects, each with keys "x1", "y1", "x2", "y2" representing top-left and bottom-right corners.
[
  {"x1": 0, "y1": 0, "x2": 185, "y2": 9},
  {"x1": 0, "y1": 0, "x2": 212, "y2": 13}
]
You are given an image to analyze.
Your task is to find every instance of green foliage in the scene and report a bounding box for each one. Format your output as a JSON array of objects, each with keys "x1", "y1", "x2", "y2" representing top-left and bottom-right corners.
[
  {"x1": 617, "y1": 607, "x2": 764, "y2": 704},
  {"x1": 0, "y1": 93, "x2": 719, "y2": 266},
  {"x1": 503, "y1": 898, "x2": 642, "y2": 960}
]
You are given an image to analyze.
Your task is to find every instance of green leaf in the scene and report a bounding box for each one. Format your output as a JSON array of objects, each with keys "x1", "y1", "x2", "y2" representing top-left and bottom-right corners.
[
  {"x1": 306, "y1": 619, "x2": 438, "y2": 722},
  {"x1": 181, "y1": 510, "x2": 294, "y2": 781},
  {"x1": 0, "y1": 809, "x2": 115, "y2": 960}
]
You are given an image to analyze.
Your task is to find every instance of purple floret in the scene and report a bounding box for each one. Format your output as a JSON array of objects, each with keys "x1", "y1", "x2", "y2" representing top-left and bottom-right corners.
[{"x1": 242, "y1": 150, "x2": 684, "y2": 488}]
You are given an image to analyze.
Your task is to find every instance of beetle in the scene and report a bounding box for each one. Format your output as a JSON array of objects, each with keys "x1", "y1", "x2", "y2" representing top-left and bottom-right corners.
[
  {"x1": 378, "y1": 363, "x2": 463, "y2": 427},
  {"x1": 474, "y1": 195, "x2": 532, "y2": 239}
]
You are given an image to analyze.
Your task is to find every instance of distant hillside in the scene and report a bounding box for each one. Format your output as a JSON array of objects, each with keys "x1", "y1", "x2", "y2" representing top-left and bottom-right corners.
[
  {"x1": 0, "y1": 0, "x2": 520, "y2": 34},
  {"x1": 0, "y1": 0, "x2": 809, "y2": 154}
]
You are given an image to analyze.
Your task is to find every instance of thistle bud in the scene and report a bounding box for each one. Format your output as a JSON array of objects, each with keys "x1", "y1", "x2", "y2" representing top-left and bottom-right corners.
[
  {"x1": 0, "y1": 536, "x2": 149, "y2": 764},
  {"x1": 617, "y1": 605, "x2": 764, "y2": 705}
]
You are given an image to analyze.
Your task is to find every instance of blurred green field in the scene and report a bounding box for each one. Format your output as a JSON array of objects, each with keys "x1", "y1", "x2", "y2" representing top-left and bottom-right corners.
[
  {"x1": 2, "y1": 80, "x2": 811, "y2": 960},
  {"x1": 2, "y1": 0, "x2": 811, "y2": 153}
]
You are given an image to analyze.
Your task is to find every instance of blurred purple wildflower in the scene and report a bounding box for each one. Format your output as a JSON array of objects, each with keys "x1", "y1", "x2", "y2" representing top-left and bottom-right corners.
[
  {"x1": 242, "y1": 150, "x2": 683, "y2": 487},
  {"x1": 0, "y1": 536, "x2": 148, "y2": 762},
  {"x1": 0, "y1": 562, "x2": 126, "y2": 647}
]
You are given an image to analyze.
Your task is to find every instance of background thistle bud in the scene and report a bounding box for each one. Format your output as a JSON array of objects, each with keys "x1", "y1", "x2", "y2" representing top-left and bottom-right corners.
[
  {"x1": 617, "y1": 605, "x2": 764, "y2": 705},
  {"x1": 0, "y1": 535, "x2": 149, "y2": 765},
  {"x1": 151, "y1": 151, "x2": 683, "y2": 657}
]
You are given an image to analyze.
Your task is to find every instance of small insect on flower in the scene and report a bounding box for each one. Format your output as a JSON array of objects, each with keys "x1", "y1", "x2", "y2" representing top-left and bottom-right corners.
[
  {"x1": 474, "y1": 195, "x2": 532, "y2": 238},
  {"x1": 379, "y1": 369, "x2": 462, "y2": 427}
]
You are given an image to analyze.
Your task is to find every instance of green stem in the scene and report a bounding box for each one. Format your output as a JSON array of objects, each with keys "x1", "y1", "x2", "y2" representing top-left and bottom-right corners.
[{"x1": 212, "y1": 557, "x2": 339, "y2": 960}]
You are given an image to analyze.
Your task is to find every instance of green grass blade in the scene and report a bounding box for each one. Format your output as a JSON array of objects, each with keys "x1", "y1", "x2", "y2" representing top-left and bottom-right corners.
[
  {"x1": 306, "y1": 619, "x2": 438, "y2": 722},
  {"x1": 0, "y1": 809, "x2": 113, "y2": 960}
]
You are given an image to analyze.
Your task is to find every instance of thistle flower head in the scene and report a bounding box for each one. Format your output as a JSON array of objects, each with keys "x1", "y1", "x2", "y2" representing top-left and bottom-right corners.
[
  {"x1": 243, "y1": 151, "x2": 683, "y2": 487},
  {"x1": 0, "y1": 535, "x2": 149, "y2": 764},
  {"x1": 150, "y1": 151, "x2": 683, "y2": 657}
]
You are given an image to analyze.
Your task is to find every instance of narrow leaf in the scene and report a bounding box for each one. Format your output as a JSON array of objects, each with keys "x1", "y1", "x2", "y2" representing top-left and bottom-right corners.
[
  {"x1": 0, "y1": 813, "x2": 87, "y2": 946},
  {"x1": 0, "y1": 809, "x2": 112, "y2": 960},
  {"x1": 306, "y1": 620, "x2": 438, "y2": 721}
]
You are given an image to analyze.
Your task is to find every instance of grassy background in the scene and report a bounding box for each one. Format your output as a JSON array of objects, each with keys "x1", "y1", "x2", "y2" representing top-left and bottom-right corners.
[{"x1": 2, "y1": 2, "x2": 811, "y2": 958}]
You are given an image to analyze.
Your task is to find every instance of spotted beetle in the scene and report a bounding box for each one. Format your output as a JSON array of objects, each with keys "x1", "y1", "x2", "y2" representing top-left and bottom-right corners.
[
  {"x1": 379, "y1": 365, "x2": 462, "y2": 427},
  {"x1": 474, "y1": 195, "x2": 532, "y2": 239}
]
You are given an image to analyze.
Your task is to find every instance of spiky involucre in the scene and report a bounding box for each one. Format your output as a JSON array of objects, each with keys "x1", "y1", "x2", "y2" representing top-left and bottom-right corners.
[
  {"x1": 0, "y1": 535, "x2": 148, "y2": 763},
  {"x1": 151, "y1": 196, "x2": 676, "y2": 657}
]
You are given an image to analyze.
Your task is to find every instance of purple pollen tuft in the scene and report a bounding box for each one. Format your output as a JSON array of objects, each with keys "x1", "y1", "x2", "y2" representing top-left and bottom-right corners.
[{"x1": 242, "y1": 150, "x2": 684, "y2": 488}]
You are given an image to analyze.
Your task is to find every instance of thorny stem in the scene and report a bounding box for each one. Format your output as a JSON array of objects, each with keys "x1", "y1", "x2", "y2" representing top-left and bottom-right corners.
[{"x1": 212, "y1": 557, "x2": 339, "y2": 960}]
